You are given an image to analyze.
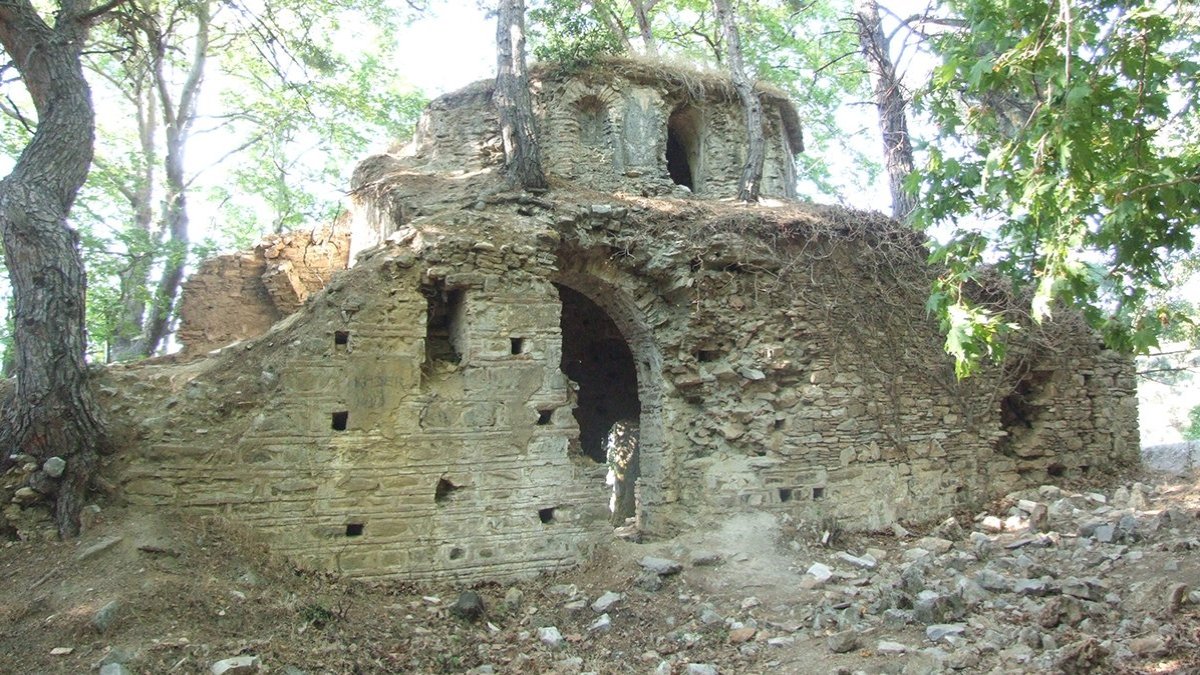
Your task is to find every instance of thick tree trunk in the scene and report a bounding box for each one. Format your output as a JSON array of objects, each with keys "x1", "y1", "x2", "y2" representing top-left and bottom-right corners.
[
  {"x1": 494, "y1": 0, "x2": 548, "y2": 191},
  {"x1": 0, "y1": 0, "x2": 110, "y2": 538},
  {"x1": 856, "y1": 0, "x2": 917, "y2": 221},
  {"x1": 712, "y1": 0, "x2": 765, "y2": 202}
]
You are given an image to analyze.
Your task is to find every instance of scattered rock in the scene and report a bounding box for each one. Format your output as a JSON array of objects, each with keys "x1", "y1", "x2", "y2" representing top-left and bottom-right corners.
[
  {"x1": 451, "y1": 591, "x2": 485, "y2": 622},
  {"x1": 926, "y1": 623, "x2": 966, "y2": 643},
  {"x1": 639, "y1": 556, "x2": 683, "y2": 576},
  {"x1": 685, "y1": 664, "x2": 718, "y2": 675},
  {"x1": 77, "y1": 536, "x2": 123, "y2": 561},
  {"x1": 826, "y1": 630, "x2": 859, "y2": 654},
  {"x1": 538, "y1": 626, "x2": 564, "y2": 650},
  {"x1": 1166, "y1": 582, "x2": 1189, "y2": 614},
  {"x1": 99, "y1": 664, "x2": 132, "y2": 675},
  {"x1": 13, "y1": 487, "x2": 38, "y2": 504},
  {"x1": 837, "y1": 551, "x2": 878, "y2": 569},
  {"x1": 91, "y1": 599, "x2": 120, "y2": 633},
  {"x1": 1129, "y1": 636, "x2": 1167, "y2": 657},
  {"x1": 42, "y1": 457, "x2": 66, "y2": 478},
  {"x1": 503, "y1": 587, "x2": 523, "y2": 611},
  {"x1": 728, "y1": 627, "x2": 756, "y2": 644},
  {"x1": 806, "y1": 562, "x2": 833, "y2": 583},
  {"x1": 877, "y1": 640, "x2": 908, "y2": 655},
  {"x1": 588, "y1": 613, "x2": 612, "y2": 633},
  {"x1": 591, "y1": 591, "x2": 621, "y2": 613},
  {"x1": 915, "y1": 536, "x2": 954, "y2": 554},
  {"x1": 690, "y1": 550, "x2": 722, "y2": 567},
  {"x1": 1055, "y1": 637, "x2": 1108, "y2": 674},
  {"x1": 211, "y1": 656, "x2": 261, "y2": 675},
  {"x1": 49, "y1": 647, "x2": 73, "y2": 656}
]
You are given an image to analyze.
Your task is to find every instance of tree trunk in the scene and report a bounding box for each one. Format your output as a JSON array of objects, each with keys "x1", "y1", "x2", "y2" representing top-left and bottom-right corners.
[
  {"x1": 108, "y1": 74, "x2": 157, "y2": 362},
  {"x1": 494, "y1": 0, "x2": 548, "y2": 191},
  {"x1": 628, "y1": 0, "x2": 658, "y2": 55},
  {"x1": 140, "y1": 0, "x2": 209, "y2": 356},
  {"x1": 712, "y1": 0, "x2": 765, "y2": 202},
  {"x1": 855, "y1": 0, "x2": 917, "y2": 221},
  {"x1": 0, "y1": 0, "x2": 110, "y2": 538}
]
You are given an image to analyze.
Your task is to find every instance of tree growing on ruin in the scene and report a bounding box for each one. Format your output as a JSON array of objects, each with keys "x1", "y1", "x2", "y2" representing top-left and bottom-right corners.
[
  {"x1": 854, "y1": 0, "x2": 916, "y2": 221},
  {"x1": 0, "y1": 0, "x2": 116, "y2": 537},
  {"x1": 712, "y1": 0, "x2": 766, "y2": 202},
  {"x1": 495, "y1": 0, "x2": 549, "y2": 190}
]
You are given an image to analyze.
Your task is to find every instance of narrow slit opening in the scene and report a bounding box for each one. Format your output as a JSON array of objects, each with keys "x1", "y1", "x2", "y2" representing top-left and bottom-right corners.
[{"x1": 510, "y1": 337, "x2": 526, "y2": 355}]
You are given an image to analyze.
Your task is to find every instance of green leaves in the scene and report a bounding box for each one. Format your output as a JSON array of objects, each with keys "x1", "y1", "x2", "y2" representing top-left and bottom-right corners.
[{"x1": 915, "y1": 0, "x2": 1200, "y2": 375}]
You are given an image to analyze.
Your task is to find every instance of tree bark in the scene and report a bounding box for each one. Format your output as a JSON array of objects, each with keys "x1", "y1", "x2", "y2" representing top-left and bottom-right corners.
[
  {"x1": 712, "y1": 0, "x2": 765, "y2": 202},
  {"x1": 628, "y1": 0, "x2": 659, "y2": 55},
  {"x1": 494, "y1": 0, "x2": 548, "y2": 191},
  {"x1": 855, "y1": 0, "x2": 917, "y2": 221},
  {"x1": 0, "y1": 0, "x2": 112, "y2": 537}
]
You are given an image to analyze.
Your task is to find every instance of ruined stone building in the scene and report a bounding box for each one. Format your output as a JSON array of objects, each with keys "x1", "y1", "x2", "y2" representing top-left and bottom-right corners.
[{"x1": 102, "y1": 60, "x2": 1139, "y2": 582}]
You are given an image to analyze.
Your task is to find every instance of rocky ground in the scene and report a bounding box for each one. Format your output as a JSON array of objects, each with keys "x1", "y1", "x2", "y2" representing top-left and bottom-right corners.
[{"x1": 1, "y1": 467, "x2": 1198, "y2": 674}]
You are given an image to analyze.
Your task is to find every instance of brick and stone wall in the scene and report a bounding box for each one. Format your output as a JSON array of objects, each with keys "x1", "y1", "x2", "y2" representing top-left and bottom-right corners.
[
  {"x1": 104, "y1": 61, "x2": 1138, "y2": 583},
  {"x1": 176, "y1": 219, "x2": 351, "y2": 354}
]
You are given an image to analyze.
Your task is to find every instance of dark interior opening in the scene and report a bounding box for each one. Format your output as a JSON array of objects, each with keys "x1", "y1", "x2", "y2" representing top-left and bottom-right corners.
[
  {"x1": 538, "y1": 507, "x2": 556, "y2": 524},
  {"x1": 558, "y1": 285, "x2": 639, "y2": 462},
  {"x1": 812, "y1": 486, "x2": 825, "y2": 500},
  {"x1": 510, "y1": 337, "x2": 526, "y2": 355},
  {"x1": 435, "y1": 477, "x2": 461, "y2": 503},
  {"x1": 557, "y1": 283, "x2": 641, "y2": 525},
  {"x1": 345, "y1": 523, "x2": 364, "y2": 537},
  {"x1": 449, "y1": 547, "x2": 464, "y2": 560},
  {"x1": 1047, "y1": 463, "x2": 1066, "y2": 478},
  {"x1": 423, "y1": 283, "x2": 465, "y2": 365},
  {"x1": 667, "y1": 107, "x2": 701, "y2": 191},
  {"x1": 997, "y1": 370, "x2": 1051, "y2": 456},
  {"x1": 331, "y1": 411, "x2": 349, "y2": 431},
  {"x1": 334, "y1": 330, "x2": 350, "y2": 347},
  {"x1": 536, "y1": 409, "x2": 554, "y2": 425},
  {"x1": 778, "y1": 488, "x2": 793, "y2": 503}
]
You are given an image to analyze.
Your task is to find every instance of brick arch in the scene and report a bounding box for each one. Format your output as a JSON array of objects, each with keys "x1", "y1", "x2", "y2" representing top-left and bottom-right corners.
[{"x1": 552, "y1": 264, "x2": 670, "y2": 535}]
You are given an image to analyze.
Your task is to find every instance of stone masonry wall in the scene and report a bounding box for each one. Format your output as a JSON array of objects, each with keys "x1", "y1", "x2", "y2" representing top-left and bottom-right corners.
[
  {"x1": 108, "y1": 193, "x2": 1140, "y2": 582},
  {"x1": 176, "y1": 221, "x2": 350, "y2": 354},
  {"x1": 112, "y1": 223, "x2": 610, "y2": 582}
]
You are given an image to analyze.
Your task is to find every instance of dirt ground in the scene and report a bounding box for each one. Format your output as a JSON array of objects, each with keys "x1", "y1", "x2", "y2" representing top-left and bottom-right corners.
[{"x1": 1, "y1": 468, "x2": 1198, "y2": 674}]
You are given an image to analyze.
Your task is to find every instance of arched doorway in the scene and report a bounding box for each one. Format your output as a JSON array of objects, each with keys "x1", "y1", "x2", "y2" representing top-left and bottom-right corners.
[
  {"x1": 556, "y1": 284, "x2": 641, "y2": 525},
  {"x1": 667, "y1": 106, "x2": 702, "y2": 191}
]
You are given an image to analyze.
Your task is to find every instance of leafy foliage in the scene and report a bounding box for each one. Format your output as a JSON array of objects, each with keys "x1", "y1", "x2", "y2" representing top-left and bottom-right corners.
[
  {"x1": 1185, "y1": 405, "x2": 1200, "y2": 441},
  {"x1": 0, "y1": 0, "x2": 427, "y2": 361},
  {"x1": 529, "y1": 0, "x2": 625, "y2": 67},
  {"x1": 913, "y1": 0, "x2": 1200, "y2": 374}
]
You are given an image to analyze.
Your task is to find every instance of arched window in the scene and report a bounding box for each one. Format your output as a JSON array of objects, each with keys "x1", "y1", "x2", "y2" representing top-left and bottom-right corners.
[{"x1": 667, "y1": 106, "x2": 702, "y2": 191}]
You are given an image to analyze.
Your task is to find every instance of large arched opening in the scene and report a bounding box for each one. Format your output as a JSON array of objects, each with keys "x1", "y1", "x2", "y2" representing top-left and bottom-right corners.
[
  {"x1": 553, "y1": 271, "x2": 666, "y2": 532},
  {"x1": 557, "y1": 284, "x2": 639, "y2": 525}
]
